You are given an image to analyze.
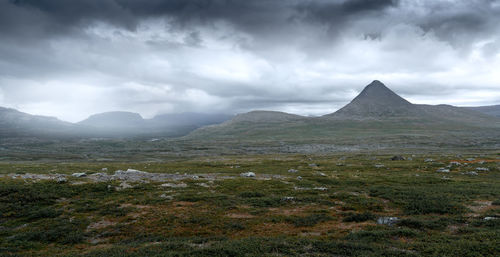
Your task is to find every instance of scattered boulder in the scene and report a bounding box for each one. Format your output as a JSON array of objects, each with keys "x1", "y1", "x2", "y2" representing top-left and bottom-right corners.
[
  {"x1": 464, "y1": 171, "x2": 478, "y2": 176},
  {"x1": 466, "y1": 158, "x2": 476, "y2": 161},
  {"x1": 72, "y1": 172, "x2": 86, "y2": 177},
  {"x1": 161, "y1": 183, "x2": 187, "y2": 188},
  {"x1": 313, "y1": 187, "x2": 328, "y2": 191},
  {"x1": 377, "y1": 217, "x2": 400, "y2": 226},
  {"x1": 116, "y1": 182, "x2": 133, "y2": 191},
  {"x1": 282, "y1": 196, "x2": 295, "y2": 201},
  {"x1": 308, "y1": 163, "x2": 318, "y2": 167},
  {"x1": 476, "y1": 167, "x2": 489, "y2": 171},
  {"x1": 296, "y1": 176, "x2": 302, "y2": 180},
  {"x1": 391, "y1": 156, "x2": 405, "y2": 161},
  {"x1": 288, "y1": 169, "x2": 298, "y2": 173},
  {"x1": 424, "y1": 158, "x2": 434, "y2": 163},
  {"x1": 374, "y1": 164, "x2": 385, "y2": 168},
  {"x1": 101, "y1": 168, "x2": 108, "y2": 172},
  {"x1": 484, "y1": 217, "x2": 498, "y2": 221},
  {"x1": 160, "y1": 194, "x2": 174, "y2": 200},
  {"x1": 56, "y1": 177, "x2": 67, "y2": 183},
  {"x1": 436, "y1": 168, "x2": 450, "y2": 173},
  {"x1": 195, "y1": 183, "x2": 210, "y2": 188},
  {"x1": 240, "y1": 172, "x2": 256, "y2": 177},
  {"x1": 449, "y1": 161, "x2": 461, "y2": 166}
]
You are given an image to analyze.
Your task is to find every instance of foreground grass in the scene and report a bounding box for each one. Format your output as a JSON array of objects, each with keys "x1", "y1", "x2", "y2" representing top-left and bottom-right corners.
[{"x1": 0, "y1": 153, "x2": 499, "y2": 256}]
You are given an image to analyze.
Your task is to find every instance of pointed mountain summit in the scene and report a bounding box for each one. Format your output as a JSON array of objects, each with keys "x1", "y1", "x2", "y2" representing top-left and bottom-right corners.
[{"x1": 329, "y1": 80, "x2": 417, "y2": 119}]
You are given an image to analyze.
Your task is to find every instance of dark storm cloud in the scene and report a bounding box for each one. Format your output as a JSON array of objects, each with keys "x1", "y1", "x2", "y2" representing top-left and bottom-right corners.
[
  {"x1": 0, "y1": 0, "x2": 499, "y2": 121},
  {"x1": 3, "y1": 0, "x2": 499, "y2": 48},
  {"x1": 295, "y1": 0, "x2": 399, "y2": 24}
]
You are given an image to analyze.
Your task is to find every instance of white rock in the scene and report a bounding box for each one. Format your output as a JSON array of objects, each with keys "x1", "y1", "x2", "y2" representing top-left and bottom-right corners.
[
  {"x1": 436, "y1": 168, "x2": 450, "y2": 173},
  {"x1": 72, "y1": 172, "x2": 87, "y2": 177},
  {"x1": 377, "y1": 217, "x2": 400, "y2": 226},
  {"x1": 117, "y1": 182, "x2": 133, "y2": 190},
  {"x1": 161, "y1": 183, "x2": 187, "y2": 188},
  {"x1": 56, "y1": 177, "x2": 67, "y2": 183},
  {"x1": 240, "y1": 172, "x2": 256, "y2": 177},
  {"x1": 288, "y1": 169, "x2": 298, "y2": 173},
  {"x1": 160, "y1": 194, "x2": 174, "y2": 200}
]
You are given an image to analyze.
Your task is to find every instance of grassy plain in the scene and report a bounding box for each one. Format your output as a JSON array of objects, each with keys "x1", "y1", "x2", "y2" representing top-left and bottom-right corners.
[{"x1": 0, "y1": 152, "x2": 499, "y2": 256}]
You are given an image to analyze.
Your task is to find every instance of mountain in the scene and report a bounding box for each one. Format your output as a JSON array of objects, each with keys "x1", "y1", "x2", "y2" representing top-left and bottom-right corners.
[
  {"x1": 465, "y1": 105, "x2": 500, "y2": 118},
  {"x1": 0, "y1": 107, "x2": 232, "y2": 138},
  {"x1": 78, "y1": 111, "x2": 144, "y2": 129},
  {"x1": 326, "y1": 80, "x2": 497, "y2": 125},
  {"x1": 0, "y1": 107, "x2": 76, "y2": 137},
  {"x1": 225, "y1": 111, "x2": 304, "y2": 123},
  {"x1": 151, "y1": 112, "x2": 232, "y2": 127},
  {"x1": 186, "y1": 80, "x2": 500, "y2": 148},
  {"x1": 77, "y1": 111, "x2": 233, "y2": 136},
  {"x1": 328, "y1": 80, "x2": 417, "y2": 119}
]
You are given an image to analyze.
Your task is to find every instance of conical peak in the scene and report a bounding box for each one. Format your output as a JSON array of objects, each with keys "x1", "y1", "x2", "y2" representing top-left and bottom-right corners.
[
  {"x1": 330, "y1": 80, "x2": 415, "y2": 118},
  {"x1": 367, "y1": 80, "x2": 384, "y2": 87},
  {"x1": 359, "y1": 80, "x2": 391, "y2": 95},
  {"x1": 354, "y1": 80, "x2": 408, "y2": 103}
]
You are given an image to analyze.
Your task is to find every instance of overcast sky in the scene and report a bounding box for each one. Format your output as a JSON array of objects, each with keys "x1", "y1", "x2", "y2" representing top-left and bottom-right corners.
[{"x1": 0, "y1": 0, "x2": 499, "y2": 122}]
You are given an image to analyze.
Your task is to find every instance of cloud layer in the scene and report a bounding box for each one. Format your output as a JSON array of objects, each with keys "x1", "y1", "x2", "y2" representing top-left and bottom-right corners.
[{"x1": 0, "y1": 0, "x2": 499, "y2": 122}]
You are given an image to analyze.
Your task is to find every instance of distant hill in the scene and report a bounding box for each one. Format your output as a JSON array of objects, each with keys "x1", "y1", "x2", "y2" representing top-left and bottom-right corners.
[
  {"x1": 0, "y1": 107, "x2": 232, "y2": 138},
  {"x1": 466, "y1": 105, "x2": 500, "y2": 118},
  {"x1": 1, "y1": 81, "x2": 498, "y2": 147},
  {"x1": 327, "y1": 80, "x2": 417, "y2": 119},
  {"x1": 78, "y1": 111, "x2": 145, "y2": 129},
  {"x1": 325, "y1": 80, "x2": 496, "y2": 125},
  {"x1": 187, "y1": 81, "x2": 500, "y2": 148},
  {"x1": 151, "y1": 112, "x2": 232, "y2": 127},
  {"x1": 0, "y1": 107, "x2": 76, "y2": 137},
  {"x1": 226, "y1": 111, "x2": 304, "y2": 123}
]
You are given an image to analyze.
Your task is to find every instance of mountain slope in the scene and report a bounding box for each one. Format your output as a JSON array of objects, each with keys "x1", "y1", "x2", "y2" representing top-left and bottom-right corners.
[
  {"x1": 0, "y1": 107, "x2": 232, "y2": 138},
  {"x1": 186, "y1": 81, "x2": 500, "y2": 146},
  {"x1": 328, "y1": 80, "x2": 417, "y2": 119},
  {"x1": 151, "y1": 112, "x2": 232, "y2": 127},
  {"x1": 0, "y1": 107, "x2": 76, "y2": 137},
  {"x1": 326, "y1": 80, "x2": 497, "y2": 126},
  {"x1": 78, "y1": 111, "x2": 144, "y2": 129},
  {"x1": 465, "y1": 105, "x2": 500, "y2": 118}
]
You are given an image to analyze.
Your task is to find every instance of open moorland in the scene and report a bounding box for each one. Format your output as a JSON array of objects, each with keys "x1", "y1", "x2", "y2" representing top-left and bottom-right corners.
[{"x1": 1, "y1": 152, "x2": 499, "y2": 256}]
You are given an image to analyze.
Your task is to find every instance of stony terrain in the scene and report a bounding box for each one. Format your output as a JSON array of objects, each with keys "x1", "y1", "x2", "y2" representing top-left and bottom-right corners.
[{"x1": 1, "y1": 153, "x2": 499, "y2": 256}]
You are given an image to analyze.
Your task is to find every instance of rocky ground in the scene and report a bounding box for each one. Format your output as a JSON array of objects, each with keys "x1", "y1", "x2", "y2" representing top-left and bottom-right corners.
[{"x1": 0, "y1": 153, "x2": 499, "y2": 256}]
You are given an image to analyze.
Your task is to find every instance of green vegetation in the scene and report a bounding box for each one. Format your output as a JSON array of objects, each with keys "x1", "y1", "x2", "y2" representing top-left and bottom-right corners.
[{"x1": 0, "y1": 153, "x2": 499, "y2": 256}]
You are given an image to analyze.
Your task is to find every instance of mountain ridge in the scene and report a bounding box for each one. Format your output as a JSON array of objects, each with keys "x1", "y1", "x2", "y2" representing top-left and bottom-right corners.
[{"x1": 1, "y1": 80, "x2": 498, "y2": 140}]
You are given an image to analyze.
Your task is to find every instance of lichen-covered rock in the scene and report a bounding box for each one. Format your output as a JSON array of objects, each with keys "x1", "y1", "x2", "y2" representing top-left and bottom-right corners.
[
  {"x1": 377, "y1": 217, "x2": 400, "y2": 226},
  {"x1": 240, "y1": 172, "x2": 256, "y2": 177}
]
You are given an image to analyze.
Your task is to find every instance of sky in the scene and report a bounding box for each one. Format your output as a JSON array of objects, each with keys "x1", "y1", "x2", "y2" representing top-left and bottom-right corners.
[{"x1": 0, "y1": 0, "x2": 499, "y2": 122}]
